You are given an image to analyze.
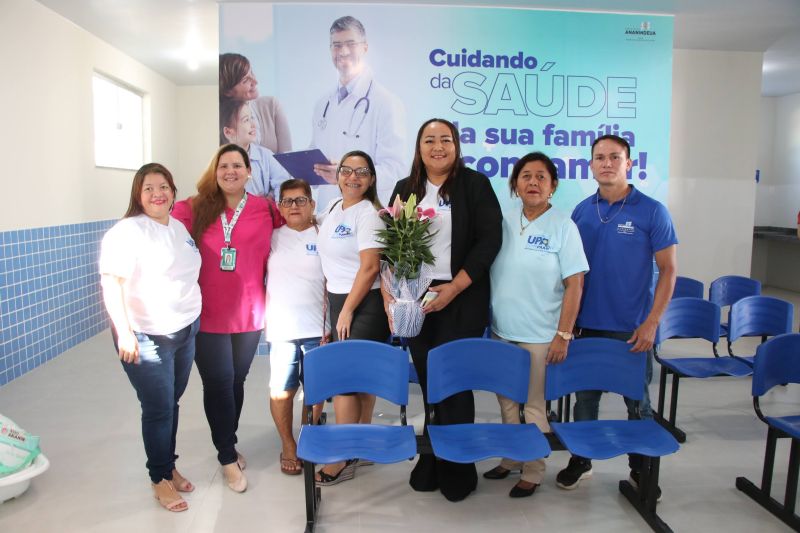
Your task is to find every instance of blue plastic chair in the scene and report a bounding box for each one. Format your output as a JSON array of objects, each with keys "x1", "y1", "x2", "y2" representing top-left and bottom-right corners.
[
  {"x1": 736, "y1": 334, "x2": 800, "y2": 531},
  {"x1": 727, "y1": 295, "x2": 794, "y2": 364},
  {"x1": 654, "y1": 298, "x2": 752, "y2": 442},
  {"x1": 426, "y1": 338, "x2": 550, "y2": 464},
  {"x1": 297, "y1": 340, "x2": 416, "y2": 532},
  {"x1": 708, "y1": 275, "x2": 761, "y2": 354},
  {"x1": 672, "y1": 276, "x2": 704, "y2": 299},
  {"x1": 545, "y1": 338, "x2": 679, "y2": 532}
]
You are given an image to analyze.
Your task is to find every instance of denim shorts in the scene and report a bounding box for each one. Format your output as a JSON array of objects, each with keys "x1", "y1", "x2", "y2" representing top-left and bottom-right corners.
[{"x1": 268, "y1": 337, "x2": 322, "y2": 391}]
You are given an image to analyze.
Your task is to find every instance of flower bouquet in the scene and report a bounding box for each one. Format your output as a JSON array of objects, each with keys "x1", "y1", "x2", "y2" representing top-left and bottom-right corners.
[{"x1": 377, "y1": 194, "x2": 437, "y2": 337}]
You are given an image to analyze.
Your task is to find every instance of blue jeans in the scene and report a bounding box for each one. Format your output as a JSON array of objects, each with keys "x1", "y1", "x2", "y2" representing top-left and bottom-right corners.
[
  {"x1": 118, "y1": 317, "x2": 200, "y2": 483},
  {"x1": 267, "y1": 337, "x2": 321, "y2": 392},
  {"x1": 572, "y1": 328, "x2": 654, "y2": 471},
  {"x1": 193, "y1": 330, "x2": 262, "y2": 465}
]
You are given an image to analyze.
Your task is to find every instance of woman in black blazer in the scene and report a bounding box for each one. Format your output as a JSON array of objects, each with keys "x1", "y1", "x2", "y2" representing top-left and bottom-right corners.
[{"x1": 386, "y1": 118, "x2": 502, "y2": 502}]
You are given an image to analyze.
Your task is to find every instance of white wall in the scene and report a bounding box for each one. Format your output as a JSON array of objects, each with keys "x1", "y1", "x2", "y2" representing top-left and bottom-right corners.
[
  {"x1": 0, "y1": 0, "x2": 179, "y2": 231},
  {"x1": 668, "y1": 49, "x2": 763, "y2": 287},
  {"x1": 176, "y1": 86, "x2": 219, "y2": 197},
  {"x1": 755, "y1": 92, "x2": 800, "y2": 227}
]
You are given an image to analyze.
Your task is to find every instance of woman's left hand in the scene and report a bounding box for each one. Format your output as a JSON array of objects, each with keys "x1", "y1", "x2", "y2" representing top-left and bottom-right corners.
[
  {"x1": 546, "y1": 335, "x2": 569, "y2": 364},
  {"x1": 336, "y1": 309, "x2": 354, "y2": 340},
  {"x1": 422, "y1": 283, "x2": 459, "y2": 314}
]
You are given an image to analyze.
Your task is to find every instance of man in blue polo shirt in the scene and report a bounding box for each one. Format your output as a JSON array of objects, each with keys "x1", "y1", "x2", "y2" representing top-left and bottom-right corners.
[{"x1": 555, "y1": 134, "x2": 677, "y2": 497}]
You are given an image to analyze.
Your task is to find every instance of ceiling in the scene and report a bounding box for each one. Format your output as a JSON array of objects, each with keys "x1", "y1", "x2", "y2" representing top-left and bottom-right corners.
[{"x1": 35, "y1": 0, "x2": 800, "y2": 96}]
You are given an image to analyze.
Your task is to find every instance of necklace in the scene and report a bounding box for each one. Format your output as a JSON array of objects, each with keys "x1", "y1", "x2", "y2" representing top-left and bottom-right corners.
[
  {"x1": 596, "y1": 191, "x2": 627, "y2": 224},
  {"x1": 519, "y1": 205, "x2": 549, "y2": 235}
]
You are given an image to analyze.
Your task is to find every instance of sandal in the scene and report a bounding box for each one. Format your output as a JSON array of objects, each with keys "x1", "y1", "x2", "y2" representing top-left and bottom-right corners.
[
  {"x1": 152, "y1": 480, "x2": 188, "y2": 512},
  {"x1": 171, "y1": 468, "x2": 195, "y2": 492},
  {"x1": 315, "y1": 460, "x2": 356, "y2": 486},
  {"x1": 280, "y1": 453, "x2": 303, "y2": 476}
]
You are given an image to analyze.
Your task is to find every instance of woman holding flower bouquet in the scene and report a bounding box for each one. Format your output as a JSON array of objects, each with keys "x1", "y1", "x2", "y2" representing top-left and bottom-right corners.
[
  {"x1": 385, "y1": 118, "x2": 502, "y2": 502},
  {"x1": 315, "y1": 150, "x2": 389, "y2": 485}
]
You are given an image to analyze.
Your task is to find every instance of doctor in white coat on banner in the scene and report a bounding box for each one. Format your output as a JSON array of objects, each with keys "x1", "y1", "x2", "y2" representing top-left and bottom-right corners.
[{"x1": 311, "y1": 15, "x2": 407, "y2": 209}]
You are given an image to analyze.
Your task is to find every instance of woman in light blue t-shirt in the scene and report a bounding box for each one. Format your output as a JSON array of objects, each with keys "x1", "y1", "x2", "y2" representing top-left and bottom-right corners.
[{"x1": 483, "y1": 152, "x2": 589, "y2": 498}]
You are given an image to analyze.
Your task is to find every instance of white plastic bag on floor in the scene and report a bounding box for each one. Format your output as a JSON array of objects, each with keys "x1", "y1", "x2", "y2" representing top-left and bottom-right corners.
[{"x1": 0, "y1": 414, "x2": 40, "y2": 477}]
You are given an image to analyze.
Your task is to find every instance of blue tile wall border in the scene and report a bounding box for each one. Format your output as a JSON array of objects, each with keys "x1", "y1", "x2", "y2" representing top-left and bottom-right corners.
[{"x1": 0, "y1": 220, "x2": 116, "y2": 386}]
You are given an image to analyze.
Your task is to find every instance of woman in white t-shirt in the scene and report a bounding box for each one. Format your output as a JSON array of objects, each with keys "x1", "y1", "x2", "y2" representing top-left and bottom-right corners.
[
  {"x1": 265, "y1": 179, "x2": 326, "y2": 476},
  {"x1": 99, "y1": 163, "x2": 202, "y2": 513},
  {"x1": 315, "y1": 150, "x2": 389, "y2": 485}
]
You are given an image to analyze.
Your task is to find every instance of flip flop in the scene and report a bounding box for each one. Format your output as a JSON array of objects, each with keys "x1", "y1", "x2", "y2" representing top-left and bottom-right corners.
[
  {"x1": 171, "y1": 468, "x2": 195, "y2": 492},
  {"x1": 152, "y1": 480, "x2": 188, "y2": 512},
  {"x1": 280, "y1": 453, "x2": 303, "y2": 475}
]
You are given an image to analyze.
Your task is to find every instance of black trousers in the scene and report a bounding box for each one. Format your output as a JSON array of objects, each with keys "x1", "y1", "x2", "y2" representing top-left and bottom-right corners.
[{"x1": 408, "y1": 285, "x2": 484, "y2": 502}]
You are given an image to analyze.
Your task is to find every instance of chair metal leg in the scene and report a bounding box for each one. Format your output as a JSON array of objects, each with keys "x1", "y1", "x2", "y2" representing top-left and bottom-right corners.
[
  {"x1": 304, "y1": 460, "x2": 321, "y2": 533},
  {"x1": 762, "y1": 427, "x2": 778, "y2": 496},
  {"x1": 652, "y1": 371, "x2": 686, "y2": 443},
  {"x1": 736, "y1": 430, "x2": 800, "y2": 531},
  {"x1": 657, "y1": 365, "x2": 667, "y2": 417},
  {"x1": 619, "y1": 456, "x2": 673, "y2": 533},
  {"x1": 727, "y1": 339, "x2": 734, "y2": 357},
  {"x1": 785, "y1": 438, "x2": 800, "y2": 515},
  {"x1": 712, "y1": 342, "x2": 720, "y2": 357},
  {"x1": 565, "y1": 394, "x2": 572, "y2": 423}
]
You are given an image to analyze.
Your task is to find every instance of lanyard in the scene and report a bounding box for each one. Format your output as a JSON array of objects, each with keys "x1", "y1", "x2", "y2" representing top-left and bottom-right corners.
[{"x1": 220, "y1": 195, "x2": 247, "y2": 247}]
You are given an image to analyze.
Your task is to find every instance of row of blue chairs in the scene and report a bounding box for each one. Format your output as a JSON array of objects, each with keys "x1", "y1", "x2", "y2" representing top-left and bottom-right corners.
[
  {"x1": 654, "y1": 295, "x2": 794, "y2": 443},
  {"x1": 736, "y1": 333, "x2": 800, "y2": 531},
  {"x1": 297, "y1": 338, "x2": 680, "y2": 532}
]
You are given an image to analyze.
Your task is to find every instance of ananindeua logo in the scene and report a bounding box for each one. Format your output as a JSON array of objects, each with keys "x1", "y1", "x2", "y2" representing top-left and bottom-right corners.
[
  {"x1": 625, "y1": 21, "x2": 657, "y2": 41},
  {"x1": 617, "y1": 221, "x2": 635, "y2": 235}
]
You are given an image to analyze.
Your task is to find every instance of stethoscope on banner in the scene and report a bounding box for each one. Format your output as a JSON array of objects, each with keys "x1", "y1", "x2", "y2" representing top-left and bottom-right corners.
[{"x1": 318, "y1": 80, "x2": 373, "y2": 139}]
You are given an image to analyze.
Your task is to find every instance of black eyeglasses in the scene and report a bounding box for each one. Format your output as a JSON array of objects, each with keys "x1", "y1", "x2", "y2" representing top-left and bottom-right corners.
[
  {"x1": 278, "y1": 196, "x2": 310, "y2": 208},
  {"x1": 338, "y1": 166, "x2": 372, "y2": 178}
]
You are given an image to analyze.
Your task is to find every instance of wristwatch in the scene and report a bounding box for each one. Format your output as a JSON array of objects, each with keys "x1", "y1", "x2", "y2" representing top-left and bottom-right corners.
[{"x1": 556, "y1": 330, "x2": 574, "y2": 341}]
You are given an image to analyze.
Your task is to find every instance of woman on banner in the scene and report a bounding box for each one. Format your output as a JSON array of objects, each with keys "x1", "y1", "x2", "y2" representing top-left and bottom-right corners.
[
  {"x1": 384, "y1": 118, "x2": 502, "y2": 502},
  {"x1": 265, "y1": 178, "x2": 326, "y2": 476},
  {"x1": 482, "y1": 152, "x2": 588, "y2": 498},
  {"x1": 99, "y1": 163, "x2": 201, "y2": 512},
  {"x1": 172, "y1": 144, "x2": 282, "y2": 493},
  {"x1": 220, "y1": 52, "x2": 292, "y2": 154},
  {"x1": 314, "y1": 150, "x2": 389, "y2": 486}
]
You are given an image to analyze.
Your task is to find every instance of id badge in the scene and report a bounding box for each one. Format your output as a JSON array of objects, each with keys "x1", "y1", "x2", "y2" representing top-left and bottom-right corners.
[{"x1": 220, "y1": 247, "x2": 237, "y2": 271}]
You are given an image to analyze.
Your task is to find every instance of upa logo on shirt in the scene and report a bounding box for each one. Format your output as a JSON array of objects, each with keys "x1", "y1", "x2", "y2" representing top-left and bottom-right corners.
[
  {"x1": 437, "y1": 197, "x2": 452, "y2": 211},
  {"x1": 186, "y1": 238, "x2": 199, "y2": 252},
  {"x1": 333, "y1": 224, "x2": 353, "y2": 238},
  {"x1": 306, "y1": 243, "x2": 319, "y2": 255},
  {"x1": 617, "y1": 221, "x2": 635, "y2": 235},
  {"x1": 525, "y1": 234, "x2": 551, "y2": 251}
]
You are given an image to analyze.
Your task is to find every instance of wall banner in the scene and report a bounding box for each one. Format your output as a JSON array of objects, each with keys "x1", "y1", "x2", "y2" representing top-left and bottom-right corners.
[{"x1": 220, "y1": 3, "x2": 673, "y2": 211}]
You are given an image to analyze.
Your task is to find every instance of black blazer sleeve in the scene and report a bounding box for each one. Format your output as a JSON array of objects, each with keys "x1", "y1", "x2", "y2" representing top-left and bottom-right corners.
[{"x1": 456, "y1": 169, "x2": 502, "y2": 284}]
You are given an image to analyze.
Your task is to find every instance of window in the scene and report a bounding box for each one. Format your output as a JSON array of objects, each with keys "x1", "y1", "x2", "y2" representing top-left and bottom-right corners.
[{"x1": 92, "y1": 74, "x2": 144, "y2": 170}]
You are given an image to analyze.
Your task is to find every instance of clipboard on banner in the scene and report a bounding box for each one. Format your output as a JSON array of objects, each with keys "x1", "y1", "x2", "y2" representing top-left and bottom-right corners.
[{"x1": 273, "y1": 149, "x2": 333, "y2": 186}]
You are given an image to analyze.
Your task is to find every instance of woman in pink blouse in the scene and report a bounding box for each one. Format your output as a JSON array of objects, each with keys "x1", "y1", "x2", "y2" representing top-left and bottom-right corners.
[{"x1": 172, "y1": 144, "x2": 282, "y2": 493}]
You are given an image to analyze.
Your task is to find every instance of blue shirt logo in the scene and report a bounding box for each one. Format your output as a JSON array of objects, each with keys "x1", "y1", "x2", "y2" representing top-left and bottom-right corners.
[
  {"x1": 617, "y1": 221, "x2": 635, "y2": 235},
  {"x1": 437, "y1": 197, "x2": 452, "y2": 211},
  {"x1": 186, "y1": 238, "x2": 199, "y2": 252},
  {"x1": 525, "y1": 234, "x2": 551, "y2": 251},
  {"x1": 332, "y1": 224, "x2": 353, "y2": 238},
  {"x1": 306, "y1": 243, "x2": 319, "y2": 255}
]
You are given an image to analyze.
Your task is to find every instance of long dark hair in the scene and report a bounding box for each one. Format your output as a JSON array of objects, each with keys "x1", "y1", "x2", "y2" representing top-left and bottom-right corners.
[
  {"x1": 403, "y1": 118, "x2": 464, "y2": 202},
  {"x1": 337, "y1": 150, "x2": 382, "y2": 210},
  {"x1": 124, "y1": 163, "x2": 177, "y2": 218},
  {"x1": 190, "y1": 144, "x2": 250, "y2": 242}
]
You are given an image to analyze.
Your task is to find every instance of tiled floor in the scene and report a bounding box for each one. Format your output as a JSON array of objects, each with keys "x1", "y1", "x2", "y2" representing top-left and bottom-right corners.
[{"x1": 1, "y1": 288, "x2": 799, "y2": 532}]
